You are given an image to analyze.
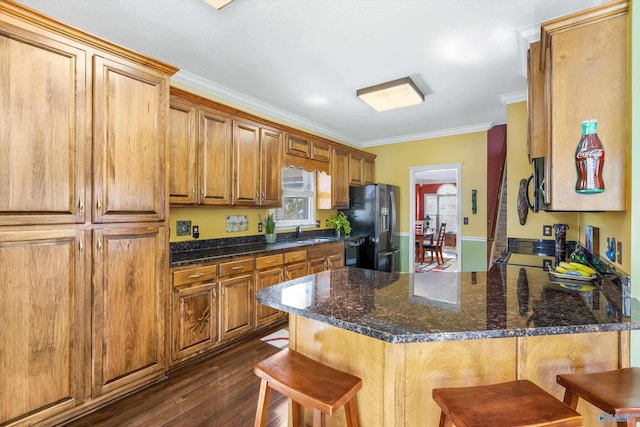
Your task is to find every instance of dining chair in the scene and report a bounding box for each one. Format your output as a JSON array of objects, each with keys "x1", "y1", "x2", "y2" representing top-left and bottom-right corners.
[{"x1": 423, "y1": 223, "x2": 446, "y2": 264}]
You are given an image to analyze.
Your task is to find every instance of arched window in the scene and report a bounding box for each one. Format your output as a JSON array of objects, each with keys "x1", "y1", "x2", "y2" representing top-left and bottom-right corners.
[{"x1": 424, "y1": 184, "x2": 457, "y2": 233}]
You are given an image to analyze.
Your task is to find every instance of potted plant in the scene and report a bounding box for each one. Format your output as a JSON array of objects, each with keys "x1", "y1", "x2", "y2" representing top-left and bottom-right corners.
[
  {"x1": 263, "y1": 213, "x2": 276, "y2": 243},
  {"x1": 328, "y1": 212, "x2": 351, "y2": 238}
]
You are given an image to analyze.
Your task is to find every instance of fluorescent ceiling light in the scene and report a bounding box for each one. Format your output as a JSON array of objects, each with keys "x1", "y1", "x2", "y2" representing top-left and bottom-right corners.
[
  {"x1": 357, "y1": 77, "x2": 424, "y2": 112},
  {"x1": 204, "y1": 0, "x2": 234, "y2": 10}
]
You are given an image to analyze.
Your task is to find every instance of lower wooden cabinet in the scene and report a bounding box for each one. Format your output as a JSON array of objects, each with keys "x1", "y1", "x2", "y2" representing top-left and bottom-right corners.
[
  {"x1": 172, "y1": 282, "x2": 219, "y2": 364},
  {"x1": 0, "y1": 228, "x2": 86, "y2": 425},
  {"x1": 307, "y1": 241, "x2": 345, "y2": 273},
  {"x1": 91, "y1": 225, "x2": 167, "y2": 397},
  {"x1": 255, "y1": 267, "x2": 285, "y2": 327},
  {"x1": 219, "y1": 274, "x2": 255, "y2": 341}
]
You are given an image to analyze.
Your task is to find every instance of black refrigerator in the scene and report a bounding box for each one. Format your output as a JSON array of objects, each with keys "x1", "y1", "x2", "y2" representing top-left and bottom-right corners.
[{"x1": 339, "y1": 184, "x2": 400, "y2": 272}]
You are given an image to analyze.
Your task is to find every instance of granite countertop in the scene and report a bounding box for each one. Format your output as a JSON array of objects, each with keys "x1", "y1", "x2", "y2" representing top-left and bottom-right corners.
[
  {"x1": 169, "y1": 231, "x2": 353, "y2": 267},
  {"x1": 255, "y1": 264, "x2": 639, "y2": 344}
]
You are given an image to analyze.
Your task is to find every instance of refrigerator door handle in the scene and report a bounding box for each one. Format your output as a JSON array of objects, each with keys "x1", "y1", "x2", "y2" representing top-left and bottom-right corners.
[
  {"x1": 389, "y1": 190, "x2": 396, "y2": 247},
  {"x1": 379, "y1": 250, "x2": 397, "y2": 256}
]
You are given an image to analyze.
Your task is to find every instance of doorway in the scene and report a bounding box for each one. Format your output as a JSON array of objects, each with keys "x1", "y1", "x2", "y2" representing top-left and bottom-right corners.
[{"x1": 410, "y1": 163, "x2": 461, "y2": 272}]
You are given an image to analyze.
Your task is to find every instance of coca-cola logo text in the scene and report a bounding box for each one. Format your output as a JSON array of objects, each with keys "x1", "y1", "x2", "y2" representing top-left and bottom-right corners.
[{"x1": 576, "y1": 149, "x2": 604, "y2": 159}]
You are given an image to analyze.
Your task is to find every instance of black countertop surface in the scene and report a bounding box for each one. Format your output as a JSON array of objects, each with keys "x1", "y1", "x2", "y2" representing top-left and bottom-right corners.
[{"x1": 255, "y1": 264, "x2": 639, "y2": 344}]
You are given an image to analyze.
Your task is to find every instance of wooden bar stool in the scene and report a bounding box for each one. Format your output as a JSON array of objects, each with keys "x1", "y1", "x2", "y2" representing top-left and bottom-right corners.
[
  {"x1": 253, "y1": 348, "x2": 362, "y2": 427},
  {"x1": 432, "y1": 379, "x2": 582, "y2": 427},
  {"x1": 557, "y1": 367, "x2": 640, "y2": 427}
]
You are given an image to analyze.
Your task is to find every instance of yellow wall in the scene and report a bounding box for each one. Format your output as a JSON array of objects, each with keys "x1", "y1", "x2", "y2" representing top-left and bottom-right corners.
[
  {"x1": 169, "y1": 207, "x2": 336, "y2": 242},
  {"x1": 365, "y1": 131, "x2": 487, "y2": 238}
]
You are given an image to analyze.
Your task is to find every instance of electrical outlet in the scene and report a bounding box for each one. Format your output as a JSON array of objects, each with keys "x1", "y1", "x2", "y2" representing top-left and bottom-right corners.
[
  {"x1": 316, "y1": 220, "x2": 320, "y2": 228},
  {"x1": 543, "y1": 225, "x2": 552, "y2": 236},
  {"x1": 258, "y1": 222, "x2": 263, "y2": 232},
  {"x1": 192, "y1": 225, "x2": 200, "y2": 239},
  {"x1": 617, "y1": 240, "x2": 622, "y2": 264},
  {"x1": 463, "y1": 217, "x2": 468, "y2": 225}
]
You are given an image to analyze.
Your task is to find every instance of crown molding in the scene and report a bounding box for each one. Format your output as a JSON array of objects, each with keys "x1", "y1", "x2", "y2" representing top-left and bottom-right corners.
[
  {"x1": 499, "y1": 90, "x2": 527, "y2": 105},
  {"x1": 361, "y1": 122, "x2": 495, "y2": 147},
  {"x1": 171, "y1": 70, "x2": 362, "y2": 147}
]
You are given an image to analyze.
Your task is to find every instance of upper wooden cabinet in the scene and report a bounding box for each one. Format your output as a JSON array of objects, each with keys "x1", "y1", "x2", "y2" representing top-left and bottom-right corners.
[
  {"x1": 169, "y1": 95, "x2": 233, "y2": 206},
  {"x1": 331, "y1": 146, "x2": 351, "y2": 208},
  {"x1": 526, "y1": 41, "x2": 546, "y2": 161},
  {"x1": 535, "y1": 1, "x2": 628, "y2": 211},
  {"x1": 93, "y1": 55, "x2": 169, "y2": 223},
  {"x1": 0, "y1": 18, "x2": 88, "y2": 226},
  {"x1": 233, "y1": 119, "x2": 283, "y2": 207}
]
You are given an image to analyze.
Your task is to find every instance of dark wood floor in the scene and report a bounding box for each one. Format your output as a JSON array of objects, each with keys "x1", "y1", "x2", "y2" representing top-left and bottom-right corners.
[{"x1": 63, "y1": 332, "x2": 288, "y2": 427}]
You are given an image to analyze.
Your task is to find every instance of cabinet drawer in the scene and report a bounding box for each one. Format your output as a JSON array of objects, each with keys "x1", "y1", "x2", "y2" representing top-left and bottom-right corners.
[
  {"x1": 219, "y1": 258, "x2": 254, "y2": 277},
  {"x1": 173, "y1": 264, "x2": 218, "y2": 286},
  {"x1": 255, "y1": 253, "x2": 283, "y2": 270},
  {"x1": 307, "y1": 241, "x2": 343, "y2": 258},
  {"x1": 284, "y1": 249, "x2": 307, "y2": 264}
]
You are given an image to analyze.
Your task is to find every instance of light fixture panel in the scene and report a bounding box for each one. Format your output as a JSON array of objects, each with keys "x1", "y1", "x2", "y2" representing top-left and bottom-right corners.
[
  {"x1": 357, "y1": 77, "x2": 424, "y2": 112},
  {"x1": 204, "y1": 0, "x2": 234, "y2": 10}
]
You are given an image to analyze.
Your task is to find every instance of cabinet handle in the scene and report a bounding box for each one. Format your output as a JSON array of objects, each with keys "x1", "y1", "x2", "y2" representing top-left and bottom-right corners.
[
  {"x1": 78, "y1": 240, "x2": 84, "y2": 257},
  {"x1": 78, "y1": 197, "x2": 84, "y2": 215},
  {"x1": 266, "y1": 260, "x2": 274, "y2": 264},
  {"x1": 96, "y1": 199, "x2": 102, "y2": 215},
  {"x1": 231, "y1": 266, "x2": 244, "y2": 270},
  {"x1": 213, "y1": 289, "x2": 217, "y2": 300},
  {"x1": 188, "y1": 273, "x2": 205, "y2": 278},
  {"x1": 96, "y1": 237, "x2": 102, "y2": 256},
  {"x1": 200, "y1": 188, "x2": 204, "y2": 202}
]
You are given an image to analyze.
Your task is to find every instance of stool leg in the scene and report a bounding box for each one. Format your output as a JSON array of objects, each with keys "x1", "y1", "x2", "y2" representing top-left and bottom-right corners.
[
  {"x1": 438, "y1": 411, "x2": 453, "y2": 427},
  {"x1": 291, "y1": 401, "x2": 303, "y2": 427},
  {"x1": 254, "y1": 379, "x2": 271, "y2": 427},
  {"x1": 561, "y1": 389, "x2": 579, "y2": 409},
  {"x1": 312, "y1": 408, "x2": 325, "y2": 427},
  {"x1": 344, "y1": 398, "x2": 359, "y2": 427}
]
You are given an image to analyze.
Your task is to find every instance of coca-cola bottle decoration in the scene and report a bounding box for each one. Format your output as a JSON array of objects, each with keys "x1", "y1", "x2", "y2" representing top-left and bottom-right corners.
[{"x1": 575, "y1": 119, "x2": 605, "y2": 193}]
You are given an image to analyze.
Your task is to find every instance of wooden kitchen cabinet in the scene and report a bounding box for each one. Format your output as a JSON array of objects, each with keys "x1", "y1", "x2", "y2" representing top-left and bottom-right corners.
[
  {"x1": 537, "y1": 1, "x2": 628, "y2": 211},
  {"x1": 331, "y1": 146, "x2": 351, "y2": 208},
  {"x1": 0, "y1": 17, "x2": 88, "y2": 227},
  {"x1": 349, "y1": 151, "x2": 364, "y2": 185},
  {"x1": 307, "y1": 241, "x2": 345, "y2": 273},
  {"x1": 168, "y1": 94, "x2": 233, "y2": 206},
  {"x1": 218, "y1": 258, "x2": 255, "y2": 341},
  {"x1": 171, "y1": 264, "x2": 219, "y2": 365},
  {"x1": 93, "y1": 55, "x2": 169, "y2": 223},
  {"x1": 233, "y1": 119, "x2": 283, "y2": 206},
  {"x1": 0, "y1": 2, "x2": 177, "y2": 424},
  {"x1": 91, "y1": 224, "x2": 167, "y2": 397},
  {"x1": 255, "y1": 258, "x2": 285, "y2": 327},
  {"x1": 527, "y1": 41, "x2": 546, "y2": 161},
  {"x1": 0, "y1": 229, "x2": 87, "y2": 425}
]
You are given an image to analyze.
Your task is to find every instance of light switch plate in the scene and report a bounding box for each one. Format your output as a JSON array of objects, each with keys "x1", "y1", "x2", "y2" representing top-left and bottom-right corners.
[{"x1": 176, "y1": 220, "x2": 191, "y2": 236}]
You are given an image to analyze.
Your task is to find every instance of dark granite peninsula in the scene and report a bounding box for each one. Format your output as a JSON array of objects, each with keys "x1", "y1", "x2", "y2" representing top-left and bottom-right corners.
[{"x1": 256, "y1": 265, "x2": 639, "y2": 427}]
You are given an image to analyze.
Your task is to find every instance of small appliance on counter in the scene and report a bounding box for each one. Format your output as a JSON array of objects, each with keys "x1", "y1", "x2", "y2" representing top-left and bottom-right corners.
[{"x1": 339, "y1": 183, "x2": 399, "y2": 272}]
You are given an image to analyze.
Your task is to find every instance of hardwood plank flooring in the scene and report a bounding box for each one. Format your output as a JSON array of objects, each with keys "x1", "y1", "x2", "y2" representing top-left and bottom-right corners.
[{"x1": 63, "y1": 333, "x2": 288, "y2": 427}]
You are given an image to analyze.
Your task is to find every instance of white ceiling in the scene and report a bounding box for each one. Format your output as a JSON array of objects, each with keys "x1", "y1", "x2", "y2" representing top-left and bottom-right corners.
[{"x1": 15, "y1": 0, "x2": 604, "y2": 148}]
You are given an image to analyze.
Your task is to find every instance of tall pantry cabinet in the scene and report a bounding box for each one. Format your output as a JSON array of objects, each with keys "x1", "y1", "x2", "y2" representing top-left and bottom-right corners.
[{"x1": 0, "y1": 2, "x2": 178, "y2": 425}]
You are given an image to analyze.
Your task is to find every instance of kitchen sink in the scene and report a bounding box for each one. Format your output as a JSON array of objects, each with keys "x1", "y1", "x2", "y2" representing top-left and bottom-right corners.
[{"x1": 299, "y1": 237, "x2": 335, "y2": 243}]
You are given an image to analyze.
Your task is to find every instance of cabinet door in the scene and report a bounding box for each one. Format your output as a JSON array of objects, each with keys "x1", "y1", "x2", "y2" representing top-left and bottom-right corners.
[
  {"x1": 542, "y1": 6, "x2": 627, "y2": 210},
  {"x1": 233, "y1": 120, "x2": 260, "y2": 206},
  {"x1": 285, "y1": 261, "x2": 308, "y2": 281},
  {"x1": 219, "y1": 274, "x2": 254, "y2": 340},
  {"x1": 0, "y1": 229, "x2": 86, "y2": 425},
  {"x1": 93, "y1": 55, "x2": 169, "y2": 223},
  {"x1": 349, "y1": 152, "x2": 364, "y2": 185},
  {"x1": 331, "y1": 147, "x2": 350, "y2": 208},
  {"x1": 0, "y1": 21, "x2": 87, "y2": 226},
  {"x1": 307, "y1": 257, "x2": 328, "y2": 274},
  {"x1": 172, "y1": 282, "x2": 218, "y2": 364},
  {"x1": 92, "y1": 224, "x2": 166, "y2": 397},
  {"x1": 327, "y1": 253, "x2": 345, "y2": 270},
  {"x1": 285, "y1": 133, "x2": 310, "y2": 159},
  {"x1": 527, "y1": 42, "x2": 546, "y2": 161},
  {"x1": 255, "y1": 267, "x2": 285, "y2": 327},
  {"x1": 169, "y1": 97, "x2": 198, "y2": 204},
  {"x1": 363, "y1": 157, "x2": 375, "y2": 184},
  {"x1": 260, "y1": 128, "x2": 283, "y2": 206},
  {"x1": 200, "y1": 107, "x2": 232, "y2": 206}
]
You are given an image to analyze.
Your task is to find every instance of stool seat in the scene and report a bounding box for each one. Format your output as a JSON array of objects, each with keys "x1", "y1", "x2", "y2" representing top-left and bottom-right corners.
[
  {"x1": 253, "y1": 348, "x2": 362, "y2": 427},
  {"x1": 557, "y1": 367, "x2": 640, "y2": 427},
  {"x1": 432, "y1": 379, "x2": 582, "y2": 427}
]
